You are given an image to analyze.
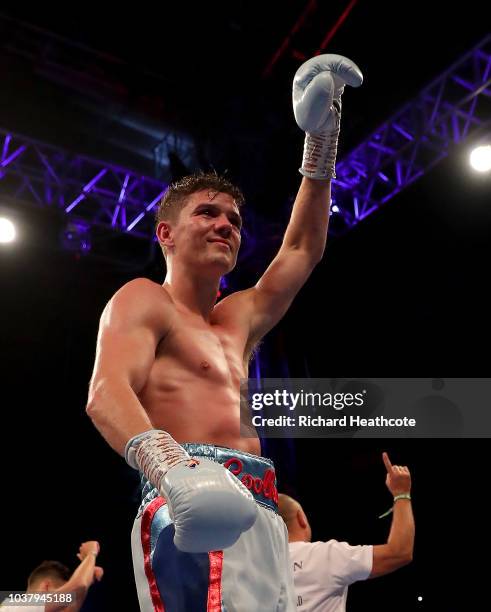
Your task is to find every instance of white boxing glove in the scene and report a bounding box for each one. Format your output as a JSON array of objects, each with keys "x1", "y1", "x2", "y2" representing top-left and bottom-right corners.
[
  {"x1": 125, "y1": 430, "x2": 257, "y2": 553},
  {"x1": 293, "y1": 54, "x2": 363, "y2": 179}
]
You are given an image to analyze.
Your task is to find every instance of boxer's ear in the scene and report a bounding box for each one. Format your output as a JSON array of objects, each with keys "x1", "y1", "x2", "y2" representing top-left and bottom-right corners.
[
  {"x1": 298, "y1": 509, "x2": 308, "y2": 529},
  {"x1": 157, "y1": 221, "x2": 174, "y2": 250}
]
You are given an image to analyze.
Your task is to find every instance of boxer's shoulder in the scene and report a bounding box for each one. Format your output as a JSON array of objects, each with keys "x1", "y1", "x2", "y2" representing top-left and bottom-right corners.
[
  {"x1": 111, "y1": 278, "x2": 172, "y2": 307},
  {"x1": 102, "y1": 278, "x2": 174, "y2": 333},
  {"x1": 212, "y1": 288, "x2": 255, "y2": 325}
]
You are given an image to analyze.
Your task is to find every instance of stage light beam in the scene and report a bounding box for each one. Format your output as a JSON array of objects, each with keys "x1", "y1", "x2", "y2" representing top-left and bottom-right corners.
[
  {"x1": 469, "y1": 145, "x2": 491, "y2": 173},
  {"x1": 0, "y1": 216, "x2": 16, "y2": 243}
]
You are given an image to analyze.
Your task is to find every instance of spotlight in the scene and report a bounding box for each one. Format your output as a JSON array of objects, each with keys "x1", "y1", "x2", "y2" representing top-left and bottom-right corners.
[
  {"x1": 0, "y1": 216, "x2": 16, "y2": 243},
  {"x1": 469, "y1": 144, "x2": 491, "y2": 172}
]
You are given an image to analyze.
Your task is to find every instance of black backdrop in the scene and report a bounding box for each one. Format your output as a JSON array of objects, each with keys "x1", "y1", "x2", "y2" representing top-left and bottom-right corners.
[{"x1": 1, "y1": 3, "x2": 490, "y2": 609}]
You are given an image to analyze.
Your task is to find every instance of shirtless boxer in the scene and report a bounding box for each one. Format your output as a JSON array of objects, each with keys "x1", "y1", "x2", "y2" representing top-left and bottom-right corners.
[{"x1": 86, "y1": 54, "x2": 363, "y2": 611}]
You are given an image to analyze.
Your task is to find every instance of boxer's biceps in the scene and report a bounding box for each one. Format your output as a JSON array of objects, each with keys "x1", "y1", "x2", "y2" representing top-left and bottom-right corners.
[
  {"x1": 93, "y1": 324, "x2": 156, "y2": 394},
  {"x1": 249, "y1": 248, "x2": 315, "y2": 338}
]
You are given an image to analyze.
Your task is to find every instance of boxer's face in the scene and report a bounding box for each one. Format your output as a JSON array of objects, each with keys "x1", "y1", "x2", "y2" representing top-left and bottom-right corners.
[{"x1": 170, "y1": 189, "x2": 242, "y2": 274}]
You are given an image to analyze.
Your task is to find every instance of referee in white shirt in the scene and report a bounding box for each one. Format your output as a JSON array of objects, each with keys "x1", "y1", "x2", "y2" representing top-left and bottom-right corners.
[{"x1": 278, "y1": 453, "x2": 414, "y2": 612}]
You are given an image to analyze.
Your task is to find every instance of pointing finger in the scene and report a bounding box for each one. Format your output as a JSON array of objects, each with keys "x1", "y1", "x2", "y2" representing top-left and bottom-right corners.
[{"x1": 382, "y1": 452, "x2": 393, "y2": 472}]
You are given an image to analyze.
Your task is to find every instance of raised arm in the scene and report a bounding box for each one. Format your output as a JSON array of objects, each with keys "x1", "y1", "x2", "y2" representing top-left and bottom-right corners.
[
  {"x1": 370, "y1": 452, "x2": 415, "y2": 578},
  {"x1": 86, "y1": 278, "x2": 171, "y2": 455},
  {"x1": 46, "y1": 542, "x2": 103, "y2": 612},
  {"x1": 246, "y1": 55, "x2": 363, "y2": 343},
  {"x1": 247, "y1": 178, "x2": 330, "y2": 340}
]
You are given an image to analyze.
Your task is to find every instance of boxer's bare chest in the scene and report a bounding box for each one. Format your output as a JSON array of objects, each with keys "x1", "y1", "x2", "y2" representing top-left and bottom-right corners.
[
  {"x1": 140, "y1": 299, "x2": 258, "y2": 452},
  {"x1": 154, "y1": 306, "x2": 249, "y2": 384}
]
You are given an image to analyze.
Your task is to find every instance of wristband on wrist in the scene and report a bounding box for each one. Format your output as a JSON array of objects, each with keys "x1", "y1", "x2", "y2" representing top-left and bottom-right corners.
[
  {"x1": 378, "y1": 493, "x2": 411, "y2": 519},
  {"x1": 394, "y1": 493, "x2": 411, "y2": 502}
]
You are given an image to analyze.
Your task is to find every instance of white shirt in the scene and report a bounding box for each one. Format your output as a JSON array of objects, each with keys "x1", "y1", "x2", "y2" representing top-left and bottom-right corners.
[{"x1": 289, "y1": 540, "x2": 373, "y2": 612}]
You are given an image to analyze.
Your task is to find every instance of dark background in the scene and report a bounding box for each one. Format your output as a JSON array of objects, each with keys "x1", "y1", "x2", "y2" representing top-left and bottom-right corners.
[{"x1": 1, "y1": 2, "x2": 490, "y2": 610}]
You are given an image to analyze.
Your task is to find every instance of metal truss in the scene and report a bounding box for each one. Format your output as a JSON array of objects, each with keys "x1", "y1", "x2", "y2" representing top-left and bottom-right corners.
[
  {"x1": 0, "y1": 127, "x2": 258, "y2": 268},
  {"x1": 330, "y1": 34, "x2": 491, "y2": 234},
  {"x1": 0, "y1": 129, "x2": 168, "y2": 240},
  {"x1": 1, "y1": 36, "x2": 490, "y2": 258}
]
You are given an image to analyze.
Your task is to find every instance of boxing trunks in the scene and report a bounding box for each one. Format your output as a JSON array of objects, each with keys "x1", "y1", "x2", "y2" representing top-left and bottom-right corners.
[{"x1": 131, "y1": 443, "x2": 295, "y2": 611}]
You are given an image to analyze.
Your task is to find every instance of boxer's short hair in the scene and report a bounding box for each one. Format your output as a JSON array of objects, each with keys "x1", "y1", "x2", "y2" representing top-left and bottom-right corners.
[
  {"x1": 155, "y1": 171, "x2": 245, "y2": 227},
  {"x1": 27, "y1": 560, "x2": 71, "y2": 588}
]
